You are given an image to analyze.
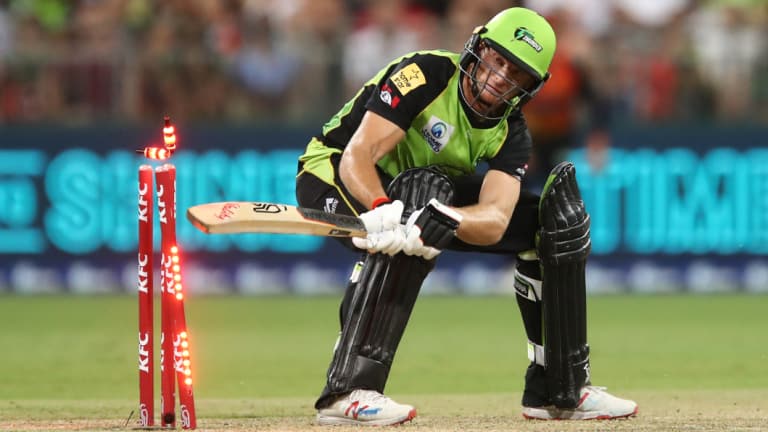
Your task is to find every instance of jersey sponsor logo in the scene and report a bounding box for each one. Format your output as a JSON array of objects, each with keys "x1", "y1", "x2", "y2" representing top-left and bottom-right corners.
[
  {"x1": 514, "y1": 27, "x2": 543, "y2": 52},
  {"x1": 390, "y1": 63, "x2": 426, "y2": 95},
  {"x1": 379, "y1": 83, "x2": 401, "y2": 108},
  {"x1": 421, "y1": 116, "x2": 455, "y2": 153}
]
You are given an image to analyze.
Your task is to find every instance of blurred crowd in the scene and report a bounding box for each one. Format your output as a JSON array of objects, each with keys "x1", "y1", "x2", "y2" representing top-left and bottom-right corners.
[{"x1": 0, "y1": 0, "x2": 766, "y2": 131}]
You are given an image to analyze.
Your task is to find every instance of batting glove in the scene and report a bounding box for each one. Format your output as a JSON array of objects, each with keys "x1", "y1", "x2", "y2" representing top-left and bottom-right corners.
[
  {"x1": 403, "y1": 198, "x2": 463, "y2": 259},
  {"x1": 352, "y1": 200, "x2": 407, "y2": 255}
]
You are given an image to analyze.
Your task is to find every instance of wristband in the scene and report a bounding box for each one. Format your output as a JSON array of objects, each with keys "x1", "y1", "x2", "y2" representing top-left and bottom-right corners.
[{"x1": 371, "y1": 196, "x2": 391, "y2": 209}]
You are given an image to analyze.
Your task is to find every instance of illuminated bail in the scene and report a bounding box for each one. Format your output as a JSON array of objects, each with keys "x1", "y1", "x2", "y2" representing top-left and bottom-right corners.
[
  {"x1": 136, "y1": 116, "x2": 177, "y2": 161},
  {"x1": 163, "y1": 116, "x2": 177, "y2": 151},
  {"x1": 136, "y1": 147, "x2": 173, "y2": 160}
]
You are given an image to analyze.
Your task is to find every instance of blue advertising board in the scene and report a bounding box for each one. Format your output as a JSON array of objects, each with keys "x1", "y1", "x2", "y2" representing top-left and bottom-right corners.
[{"x1": 0, "y1": 124, "x2": 766, "y2": 294}]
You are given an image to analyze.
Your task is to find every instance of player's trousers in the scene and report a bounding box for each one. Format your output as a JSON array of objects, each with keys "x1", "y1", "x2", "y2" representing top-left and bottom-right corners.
[{"x1": 297, "y1": 155, "x2": 542, "y2": 406}]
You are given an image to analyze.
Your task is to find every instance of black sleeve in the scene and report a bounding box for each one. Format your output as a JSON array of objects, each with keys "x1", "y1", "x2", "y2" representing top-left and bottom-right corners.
[
  {"x1": 486, "y1": 110, "x2": 533, "y2": 180},
  {"x1": 364, "y1": 53, "x2": 456, "y2": 131}
]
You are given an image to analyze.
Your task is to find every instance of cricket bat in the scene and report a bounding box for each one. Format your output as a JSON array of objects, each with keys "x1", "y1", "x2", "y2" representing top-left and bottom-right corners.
[{"x1": 186, "y1": 202, "x2": 367, "y2": 237}]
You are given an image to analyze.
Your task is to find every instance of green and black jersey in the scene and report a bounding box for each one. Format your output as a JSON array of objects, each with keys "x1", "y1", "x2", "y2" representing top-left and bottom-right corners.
[{"x1": 298, "y1": 50, "x2": 533, "y2": 185}]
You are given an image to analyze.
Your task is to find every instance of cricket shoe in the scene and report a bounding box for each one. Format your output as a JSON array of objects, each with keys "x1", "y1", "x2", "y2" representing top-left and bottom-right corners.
[
  {"x1": 316, "y1": 389, "x2": 417, "y2": 426},
  {"x1": 522, "y1": 386, "x2": 638, "y2": 420}
]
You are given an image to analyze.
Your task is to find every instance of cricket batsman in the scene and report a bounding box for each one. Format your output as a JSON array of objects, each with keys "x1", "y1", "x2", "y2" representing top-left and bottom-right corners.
[{"x1": 295, "y1": 6, "x2": 638, "y2": 426}]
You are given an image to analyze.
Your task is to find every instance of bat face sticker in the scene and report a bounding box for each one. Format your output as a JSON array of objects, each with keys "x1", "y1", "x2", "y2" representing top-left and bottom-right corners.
[{"x1": 251, "y1": 202, "x2": 288, "y2": 214}]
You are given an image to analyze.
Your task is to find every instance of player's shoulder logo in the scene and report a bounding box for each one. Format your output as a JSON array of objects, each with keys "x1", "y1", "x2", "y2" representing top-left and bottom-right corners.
[
  {"x1": 421, "y1": 115, "x2": 455, "y2": 153},
  {"x1": 379, "y1": 83, "x2": 401, "y2": 108},
  {"x1": 390, "y1": 63, "x2": 426, "y2": 96}
]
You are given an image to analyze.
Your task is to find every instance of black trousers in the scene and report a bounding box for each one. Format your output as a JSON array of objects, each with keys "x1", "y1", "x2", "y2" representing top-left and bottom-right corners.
[{"x1": 297, "y1": 158, "x2": 548, "y2": 407}]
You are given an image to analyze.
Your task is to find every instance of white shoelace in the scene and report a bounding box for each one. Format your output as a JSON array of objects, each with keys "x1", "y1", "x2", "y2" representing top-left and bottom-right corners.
[
  {"x1": 350, "y1": 390, "x2": 392, "y2": 406},
  {"x1": 583, "y1": 385, "x2": 608, "y2": 393}
]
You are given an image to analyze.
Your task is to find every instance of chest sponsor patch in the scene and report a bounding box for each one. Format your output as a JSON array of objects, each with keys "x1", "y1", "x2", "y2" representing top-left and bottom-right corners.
[
  {"x1": 390, "y1": 63, "x2": 426, "y2": 96},
  {"x1": 421, "y1": 116, "x2": 455, "y2": 153}
]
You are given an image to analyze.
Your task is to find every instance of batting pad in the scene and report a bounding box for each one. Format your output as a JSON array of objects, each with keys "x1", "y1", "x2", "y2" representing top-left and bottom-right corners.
[
  {"x1": 538, "y1": 162, "x2": 592, "y2": 408},
  {"x1": 316, "y1": 167, "x2": 454, "y2": 408}
]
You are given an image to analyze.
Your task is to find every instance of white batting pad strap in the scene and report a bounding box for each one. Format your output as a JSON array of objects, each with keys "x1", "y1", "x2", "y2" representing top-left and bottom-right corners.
[
  {"x1": 514, "y1": 271, "x2": 542, "y2": 301},
  {"x1": 527, "y1": 341, "x2": 546, "y2": 366},
  {"x1": 349, "y1": 261, "x2": 364, "y2": 283},
  {"x1": 427, "y1": 198, "x2": 464, "y2": 224},
  {"x1": 332, "y1": 331, "x2": 341, "y2": 353}
]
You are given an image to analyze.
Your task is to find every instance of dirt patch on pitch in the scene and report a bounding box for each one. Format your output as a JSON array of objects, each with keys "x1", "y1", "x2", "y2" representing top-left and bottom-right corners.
[
  {"x1": 1, "y1": 390, "x2": 765, "y2": 432},
  {"x1": 2, "y1": 415, "x2": 765, "y2": 432}
]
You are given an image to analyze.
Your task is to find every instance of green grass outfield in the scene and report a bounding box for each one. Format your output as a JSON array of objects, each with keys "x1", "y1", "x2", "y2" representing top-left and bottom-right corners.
[{"x1": 0, "y1": 294, "x2": 766, "y2": 430}]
